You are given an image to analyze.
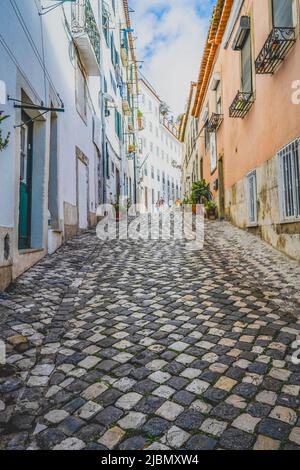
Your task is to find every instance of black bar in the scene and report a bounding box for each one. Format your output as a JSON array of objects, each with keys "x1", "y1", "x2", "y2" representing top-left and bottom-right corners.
[{"x1": 14, "y1": 104, "x2": 65, "y2": 113}]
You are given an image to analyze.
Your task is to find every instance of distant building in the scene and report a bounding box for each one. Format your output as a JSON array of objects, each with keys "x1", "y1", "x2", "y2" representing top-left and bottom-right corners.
[
  {"x1": 180, "y1": 0, "x2": 300, "y2": 261},
  {"x1": 138, "y1": 76, "x2": 182, "y2": 211}
]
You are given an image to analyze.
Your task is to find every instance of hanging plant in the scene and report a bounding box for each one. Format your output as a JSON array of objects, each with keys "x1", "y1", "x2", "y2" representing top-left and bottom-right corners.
[{"x1": 0, "y1": 111, "x2": 10, "y2": 151}]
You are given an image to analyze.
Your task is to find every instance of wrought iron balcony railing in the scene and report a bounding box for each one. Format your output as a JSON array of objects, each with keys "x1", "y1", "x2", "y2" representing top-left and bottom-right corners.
[
  {"x1": 207, "y1": 113, "x2": 223, "y2": 132},
  {"x1": 229, "y1": 91, "x2": 254, "y2": 118},
  {"x1": 255, "y1": 27, "x2": 296, "y2": 75},
  {"x1": 71, "y1": 0, "x2": 100, "y2": 76}
]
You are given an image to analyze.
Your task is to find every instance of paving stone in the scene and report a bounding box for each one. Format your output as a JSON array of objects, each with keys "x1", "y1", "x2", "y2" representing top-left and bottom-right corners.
[
  {"x1": 119, "y1": 436, "x2": 146, "y2": 450},
  {"x1": 118, "y1": 412, "x2": 147, "y2": 429},
  {"x1": 186, "y1": 379, "x2": 209, "y2": 395},
  {"x1": 289, "y1": 427, "x2": 300, "y2": 446},
  {"x1": 161, "y1": 426, "x2": 190, "y2": 448},
  {"x1": 256, "y1": 390, "x2": 277, "y2": 406},
  {"x1": 81, "y1": 382, "x2": 108, "y2": 400},
  {"x1": 200, "y1": 418, "x2": 227, "y2": 437},
  {"x1": 214, "y1": 376, "x2": 237, "y2": 392},
  {"x1": 44, "y1": 409, "x2": 69, "y2": 424},
  {"x1": 258, "y1": 418, "x2": 290, "y2": 440},
  {"x1": 269, "y1": 406, "x2": 297, "y2": 425},
  {"x1": 220, "y1": 428, "x2": 255, "y2": 450},
  {"x1": 175, "y1": 409, "x2": 204, "y2": 430},
  {"x1": 115, "y1": 392, "x2": 142, "y2": 410},
  {"x1": 156, "y1": 401, "x2": 184, "y2": 421},
  {"x1": 143, "y1": 417, "x2": 170, "y2": 437},
  {"x1": 232, "y1": 413, "x2": 261, "y2": 433},
  {"x1": 191, "y1": 400, "x2": 212, "y2": 415},
  {"x1": 186, "y1": 434, "x2": 217, "y2": 450},
  {"x1": 98, "y1": 426, "x2": 125, "y2": 449},
  {"x1": 211, "y1": 403, "x2": 240, "y2": 421},
  {"x1": 53, "y1": 437, "x2": 85, "y2": 450},
  {"x1": 95, "y1": 406, "x2": 123, "y2": 427},
  {"x1": 76, "y1": 401, "x2": 102, "y2": 420},
  {"x1": 254, "y1": 435, "x2": 281, "y2": 450}
]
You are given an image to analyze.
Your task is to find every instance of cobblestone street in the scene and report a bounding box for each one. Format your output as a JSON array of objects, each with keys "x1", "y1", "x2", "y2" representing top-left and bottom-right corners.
[{"x1": 0, "y1": 221, "x2": 300, "y2": 450}]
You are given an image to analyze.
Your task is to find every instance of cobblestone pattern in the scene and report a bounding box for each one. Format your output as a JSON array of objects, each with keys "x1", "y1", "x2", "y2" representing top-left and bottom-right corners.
[{"x1": 0, "y1": 221, "x2": 299, "y2": 450}]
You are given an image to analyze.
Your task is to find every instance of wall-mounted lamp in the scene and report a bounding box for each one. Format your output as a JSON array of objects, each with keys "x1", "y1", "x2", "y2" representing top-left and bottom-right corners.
[{"x1": 39, "y1": 0, "x2": 76, "y2": 16}]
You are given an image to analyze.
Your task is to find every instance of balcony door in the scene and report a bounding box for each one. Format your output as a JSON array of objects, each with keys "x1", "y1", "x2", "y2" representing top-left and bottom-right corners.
[
  {"x1": 272, "y1": 0, "x2": 293, "y2": 27},
  {"x1": 19, "y1": 112, "x2": 33, "y2": 249}
]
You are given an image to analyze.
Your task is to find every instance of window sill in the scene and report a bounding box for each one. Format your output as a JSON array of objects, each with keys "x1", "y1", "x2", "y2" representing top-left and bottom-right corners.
[
  {"x1": 279, "y1": 218, "x2": 300, "y2": 225},
  {"x1": 19, "y1": 248, "x2": 44, "y2": 255}
]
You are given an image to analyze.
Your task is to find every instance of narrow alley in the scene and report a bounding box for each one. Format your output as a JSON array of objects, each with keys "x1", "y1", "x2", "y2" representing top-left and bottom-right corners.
[{"x1": 0, "y1": 222, "x2": 299, "y2": 450}]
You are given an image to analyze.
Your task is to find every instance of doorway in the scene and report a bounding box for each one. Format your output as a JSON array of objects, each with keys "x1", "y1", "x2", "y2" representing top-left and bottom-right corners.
[{"x1": 18, "y1": 111, "x2": 33, "y2": 249}]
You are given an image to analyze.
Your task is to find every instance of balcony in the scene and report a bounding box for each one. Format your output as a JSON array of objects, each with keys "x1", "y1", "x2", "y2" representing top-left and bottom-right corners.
[
  {"x1": 207, "y1": 113, "x2": 223, "y2": 132},
  {"x1": 71, "y1": 0, "x2": 100, "y2": 76},
  {"x1": 121, "y1": 46, "x2": 129, "y2": 67},
  {"x1": 122, "y1": 99, "x2": 131, "y2": 116},
  {"x1": 229, "y1": 91, "x2": 254, "y2": 119},
  {"x1": 255, "y1": 27, "x2": 296, "y2": 74}
]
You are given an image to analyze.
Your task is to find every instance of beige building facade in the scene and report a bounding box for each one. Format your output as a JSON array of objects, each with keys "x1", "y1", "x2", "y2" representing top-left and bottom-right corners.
[{"x1": 181, "y1": 0, "x2": 300, "y2": 261}]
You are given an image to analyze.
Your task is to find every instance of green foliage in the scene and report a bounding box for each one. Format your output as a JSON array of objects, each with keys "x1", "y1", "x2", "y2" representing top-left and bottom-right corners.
[
  {"x1": 191, "y1": 180, "x2": 212, "y2": 204},
  {"x1": 0, "y1": 112, "x2": 10, "y2": 151},
  {"x1": 205, "y1": 200, "x2": 217, "y2": 211}
]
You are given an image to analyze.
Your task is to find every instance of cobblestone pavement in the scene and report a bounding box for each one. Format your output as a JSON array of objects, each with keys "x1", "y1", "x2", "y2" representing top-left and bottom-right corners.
[{"x1": 0, "y1": 221, "x2": 300, "y2": 450}]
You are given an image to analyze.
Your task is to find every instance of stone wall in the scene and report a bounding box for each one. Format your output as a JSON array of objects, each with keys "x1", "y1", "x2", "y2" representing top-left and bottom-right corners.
[{"x1": 225, "y1": 154, "x2": 300, "y2": 262}]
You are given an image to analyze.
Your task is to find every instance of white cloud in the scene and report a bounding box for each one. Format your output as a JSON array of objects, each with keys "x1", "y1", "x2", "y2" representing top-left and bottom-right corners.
[{"x1": 130, "y1": 0, "x2": 213, "y2": 117}]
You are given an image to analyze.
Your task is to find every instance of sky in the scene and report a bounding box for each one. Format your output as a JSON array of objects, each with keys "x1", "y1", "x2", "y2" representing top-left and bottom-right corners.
[{"x1": 130, "y1": 0, "x2": 216, "y2": 118}]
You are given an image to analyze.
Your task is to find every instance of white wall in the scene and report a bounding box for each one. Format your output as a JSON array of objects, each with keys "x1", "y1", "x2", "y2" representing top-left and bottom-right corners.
[{"x1": 138, "y1": 79, "x2": 182, "y2": 211}]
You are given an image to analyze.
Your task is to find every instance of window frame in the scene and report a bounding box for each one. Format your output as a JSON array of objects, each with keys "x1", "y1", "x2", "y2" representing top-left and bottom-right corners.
[
  {"x1": 278, "y1": 138, "x2": 300, "y2": 222},
  {"x1": 246, "y1": 169, "x2": 258, "y2": 226}
]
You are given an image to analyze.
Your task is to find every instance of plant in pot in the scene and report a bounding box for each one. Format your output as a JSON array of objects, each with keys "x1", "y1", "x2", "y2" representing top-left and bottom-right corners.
[
  {"x1": 205, "y1": 200, "x2": 218, "y2": 220},
  {"x1": 0, "y1": 111, "x2": 10, "y2": 151},
  {"x1": 191, "y1": 180, "x2": 212, "y2": 214}
]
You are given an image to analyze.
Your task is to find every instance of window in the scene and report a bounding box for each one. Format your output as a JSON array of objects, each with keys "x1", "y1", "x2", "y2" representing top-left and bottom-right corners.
[
  {"x1": 150, "y1": 122, "x2": 153, "y2": 133},
  {"x1": 278, "y1": 139, "x2": 300, "y2": 220},
  {"x1": 241, "y1": 31, "x2": 253, "y2": 92},
  {"x1": 150, "y1": 142, "x2": 153, "y2": 152},
  {"x1": 272, "y1": 0, "x2": 293, "y2": 27},
  {"x1": 115, "y1": 109, "x2": 122, "y2": 140},
  {"x1": 151, "y1": 166, "x2": 154, "y2": 179},
  {"x1": 144, "y1": 164, "x2": 148, "y2": 176},
  {"x1": 157, "y1": 169, "x2": 160, "y2": 182},
  {"x1": 216, "y1": 81, "x2": 222, "y2": 113},
  {"x1": 204, "y1": 120, "x2": 210, "y2": 151},
  {"x1": 75, "y1": 62, "x2": 87, "y2": 122},
  {"x1": 247, "y1": 170, "x2": 258, "y2": 224},
  {"x1": 156, "y1": 146, "x2": 159, "y2": 156},
  {"x1": 102, "y1": 7, "x2": 110, "y2": 46}
]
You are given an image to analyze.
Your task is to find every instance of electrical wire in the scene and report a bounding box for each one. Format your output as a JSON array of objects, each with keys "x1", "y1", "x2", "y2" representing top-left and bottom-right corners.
[{"x1": 9, "y1": 0, "x2": 62, "y2": 106}]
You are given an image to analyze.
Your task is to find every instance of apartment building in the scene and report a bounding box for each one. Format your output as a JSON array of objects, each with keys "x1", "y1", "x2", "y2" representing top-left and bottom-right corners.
[
  {"x1": 100, "y1": 0, "x2": 138, "y2": 205},
  {"x1": 138, "y1": 76, "x2": 182, "y2": 211},
  {"x1": 0, "y1": 0, "x2": 138, "y2": 290},
  {"x1": 181, "y1": 0, "x2": 300, "y2": 261},
  {"x1": 180, "y1": 82, "x2": 200, "y2": 196}
]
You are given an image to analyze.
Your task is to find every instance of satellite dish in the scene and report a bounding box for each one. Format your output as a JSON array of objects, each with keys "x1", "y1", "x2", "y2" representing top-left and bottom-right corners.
[{"x1": 0, "y1": 80, "x2": 6, "y2": 105}]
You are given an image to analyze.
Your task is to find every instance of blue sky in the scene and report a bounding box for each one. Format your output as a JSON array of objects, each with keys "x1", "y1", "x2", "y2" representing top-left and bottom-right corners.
[{"x1": 130, "y1": 0, "x2": 216, "y2": 116}]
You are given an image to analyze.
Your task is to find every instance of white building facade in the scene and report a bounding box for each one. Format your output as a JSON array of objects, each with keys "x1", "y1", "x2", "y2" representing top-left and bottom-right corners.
[
  {"x1": 138, "y1": 77, "x2": 182, "y2": 212},
  {"x1": 100, "y1": 0, "x2": 138, "y2": 206},
  {"x1": 0, "y1": 0, "x2": 138, "y2": 291}
]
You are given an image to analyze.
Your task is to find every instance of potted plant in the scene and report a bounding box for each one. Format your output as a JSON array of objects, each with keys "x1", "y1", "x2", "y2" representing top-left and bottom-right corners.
[
  {"x1": 137, "y1": 110, "x2": 144, "y2": 130},
  {"x1": 0, "y1": 111, "x2": 10, "y2": 151},
  {"x1": 128, "y1": 143, "x2": 136, "y2": 154},
  {"x1": 190, "y1": 180, "x2": 212, "y2": 213},
  {"x1": 205, "y1": 200, "x2": 218, "y2": 220}
]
